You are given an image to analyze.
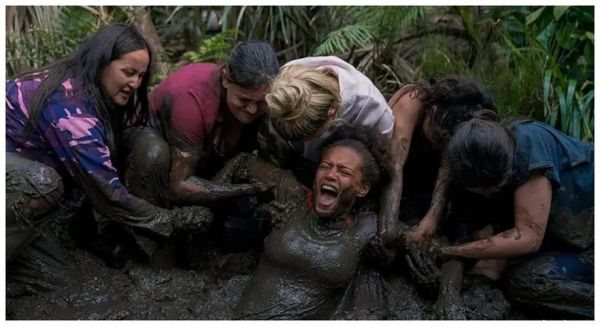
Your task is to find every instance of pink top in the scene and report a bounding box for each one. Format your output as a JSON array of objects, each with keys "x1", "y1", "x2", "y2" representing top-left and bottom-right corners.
[{"x1": 283, "y1": 56, "x2": 394, "y2": 161}]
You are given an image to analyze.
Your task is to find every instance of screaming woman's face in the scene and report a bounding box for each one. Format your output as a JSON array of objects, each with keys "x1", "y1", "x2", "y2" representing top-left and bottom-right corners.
[{"x1": 313, "y1": 145, "x2": 370, "y2": 218}]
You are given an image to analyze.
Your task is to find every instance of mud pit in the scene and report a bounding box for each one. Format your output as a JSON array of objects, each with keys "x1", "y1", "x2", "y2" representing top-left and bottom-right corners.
[
  {"x1": 7, "y1": 246, "x2": 254, "y2": 320},
  {"x1": 6, "y1": 220, "x2": 516, "y2": 320},
  {"x1": 6, "y1": 152, "x2": 517, "y2": 320}
]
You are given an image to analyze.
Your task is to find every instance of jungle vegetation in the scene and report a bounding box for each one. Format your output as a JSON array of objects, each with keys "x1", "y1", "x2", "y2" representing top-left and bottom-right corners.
[{"x1": 6, "y1": 6, "x2": 594, "y2": 141}]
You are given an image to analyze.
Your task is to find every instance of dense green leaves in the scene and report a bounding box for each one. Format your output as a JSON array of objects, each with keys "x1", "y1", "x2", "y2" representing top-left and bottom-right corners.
[
  {"x1": 6, "y1": 6, "x2": 594, "y2": 140},
  {"x1": 183, "y1": 29, "x2": 239, "y2": 63}
]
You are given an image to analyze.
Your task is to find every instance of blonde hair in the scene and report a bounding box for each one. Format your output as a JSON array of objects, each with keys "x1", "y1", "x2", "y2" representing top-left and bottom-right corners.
[{"x1": 266, "y1": 64, "x2": 340, "y2": 141}]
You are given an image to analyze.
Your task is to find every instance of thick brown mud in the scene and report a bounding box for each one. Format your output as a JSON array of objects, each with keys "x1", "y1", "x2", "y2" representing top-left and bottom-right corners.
[
  {"x1": 6, "y1": 152, "x2": 520, "y2": 320},
  {"x1": 6, "y1": 230, "x2": 517, "y2": 320}
]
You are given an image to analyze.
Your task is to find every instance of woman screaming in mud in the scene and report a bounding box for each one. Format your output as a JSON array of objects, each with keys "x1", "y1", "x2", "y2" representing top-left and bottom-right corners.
[{"x1": 229, "y1": 126, "x2": 402, "y2": 320}]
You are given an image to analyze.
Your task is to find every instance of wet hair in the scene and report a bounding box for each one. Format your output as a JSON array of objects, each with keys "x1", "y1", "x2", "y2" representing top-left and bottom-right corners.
[
  {"x1": 224, "y1": 41, "x2": 279, "y2": 88},
  {"x1": 18, "y1": 23, "x2": 154, "y2": 159},
  {"x1": 416, "y1": 76, "x2": 499, "y2": 148},
  {"x1": 266, "y1": 65, "x2": 341, "y2": 141},
  {"x1": 319, "y1": 125, "x2": 392, "y2": 189},
  {"x1": 446, "y1": 119, "x2": 515, "y2": 189}
]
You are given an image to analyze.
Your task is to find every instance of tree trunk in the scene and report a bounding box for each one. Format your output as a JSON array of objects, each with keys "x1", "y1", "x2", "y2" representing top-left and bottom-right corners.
[{"x1": 131, "y1": 9, "x2": 168, "y2": 76}]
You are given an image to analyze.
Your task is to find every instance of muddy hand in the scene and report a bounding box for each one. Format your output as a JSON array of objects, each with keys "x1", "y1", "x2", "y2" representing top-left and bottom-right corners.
[
  {"x1": 171, "y1": 206, "x2": 214, "y2": 232},
  {"x1": 405, "y1": 245, "x2": 440, "y2": 287},
  {"x1": 250, "y1": 181, "x2": 274, "y2": 194},
  {"x1": 405, "y1": 220, "x2": 435, "y2": 250},
  {"x1": 369, "y1": 234, "x2": 397, "y2": 264},
  {"x1": 268, "y1": 200, "x2": 294, "y2": 229},
  {"x1": 255, "y1": 200, "x2": 293, "y2": 229},
  {"x1": 434, "y1": 290, "x2": 466, "y2": 320}
]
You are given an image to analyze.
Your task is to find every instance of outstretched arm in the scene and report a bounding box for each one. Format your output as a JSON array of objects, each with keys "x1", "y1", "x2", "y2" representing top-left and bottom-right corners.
[
  {"x1": 378, "y1": 86, "x2": 422, "y2": 243},
  {"x1": 168, "y1": 148, "x2": 269, "y2": 205},
  {"x1": 405, "y1": 162, "x2": 450, "y2": 247},
  {"x1": 42, "y1": 105, "x2": 211, "y2": 238},
  {"x1": 442, "y1": 172, "x2": 551, "y2": 260},
  {"x1": 434, "y1": 259, "x2": 466, "y2": 319}
]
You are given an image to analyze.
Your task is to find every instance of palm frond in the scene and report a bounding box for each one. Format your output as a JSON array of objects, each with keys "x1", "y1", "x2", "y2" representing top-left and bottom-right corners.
[{"x1": 314, "y1": 24, "x2": 373, "y2": 56}]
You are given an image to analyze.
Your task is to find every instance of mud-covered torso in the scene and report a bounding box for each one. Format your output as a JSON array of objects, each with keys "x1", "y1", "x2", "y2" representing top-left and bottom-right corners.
[
  {"x1": 265, "y1": 206, "x2": 374, "y2": 287},
  {"x1": 236, "y1": 205, "x2": 377, "y2": 319}
]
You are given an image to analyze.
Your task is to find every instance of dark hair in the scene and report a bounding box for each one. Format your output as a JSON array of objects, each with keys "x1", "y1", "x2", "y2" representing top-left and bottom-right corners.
[
  {"x1": 19, "y1": 23, "x2": 153, "y2": 159},
  {"x1": 416, "y1": 76, "x2": 499, "y2": 147},
  {"x1": 319, "y1": 126, "x2": 392, "y2": 189},
  {"x1": 446, "y1": 119, "x2": 515, "y2": 189},
  {"x1": 225, "y1": 41, "x2": 279, "y2": 88}
]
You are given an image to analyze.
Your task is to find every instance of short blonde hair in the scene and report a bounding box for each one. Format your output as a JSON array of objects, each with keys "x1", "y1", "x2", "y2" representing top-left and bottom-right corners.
[{"x1": 266, "y1": 64, "x2": 340, "y2": 141}]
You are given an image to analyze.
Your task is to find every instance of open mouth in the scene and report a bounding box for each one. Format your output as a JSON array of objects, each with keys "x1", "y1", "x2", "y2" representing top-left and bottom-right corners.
[{"x1": 317, "y1": 183, "x2": 339, "y2": 210}]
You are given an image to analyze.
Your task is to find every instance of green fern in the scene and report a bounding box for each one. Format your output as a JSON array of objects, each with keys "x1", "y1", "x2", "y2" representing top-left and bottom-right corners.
[
  {"x1": 315, "y1": 24, "x2": 373, "y2": 56},
  {"x1": 183, "y1": 29, "x2": 240, "y2": 63},
  {"x1": 314, "y1": 6, "x2": 428, "y2": 56}
]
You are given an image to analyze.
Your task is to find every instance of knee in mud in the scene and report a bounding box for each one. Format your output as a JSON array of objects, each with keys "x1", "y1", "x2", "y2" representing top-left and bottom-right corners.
[
  {"x1": 137, "y1": 139, "x2": 170, "y2": 168},
  {"x1": 31, "y1": 165, "x2": 64, "y2": 201},
  {"x1": 505, "y1": 262, "x2": 555, "y2": 300},
  {"x1": 125, "y1": 128, "x2": 170, "y2": 169},
  {"x1": 6, "y1": 158, "x2": 64, "y2": 220}
]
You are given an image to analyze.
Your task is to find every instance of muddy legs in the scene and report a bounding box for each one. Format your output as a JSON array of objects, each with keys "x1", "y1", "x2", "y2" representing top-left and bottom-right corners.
[
  {"x1": 505, "y1": 250, "x2": 594, "y2": 319},
  {"x1": 6, "y1": 152, "x2": 64, "y2": 261},
  {"x1": 121, "y1": 127, "x2": 171, "y2": 208}
]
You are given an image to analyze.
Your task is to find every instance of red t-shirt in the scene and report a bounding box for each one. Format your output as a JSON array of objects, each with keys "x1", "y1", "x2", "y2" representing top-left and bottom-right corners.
[{"x1": 149, "y1": 63, "x2": 222, "y2": 152}]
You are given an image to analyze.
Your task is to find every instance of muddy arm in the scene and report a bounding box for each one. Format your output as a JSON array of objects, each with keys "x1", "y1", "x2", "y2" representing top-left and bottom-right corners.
[
  {"x1": 41, "y1": 111, "x2": 217, "y2": 238},
  {"x1": 168, "y1": 148, "x2": 269, "y2": 206},
  {"x1": 247, "y1": 157, "x2": 309, "y2": 228},
  {"x1": 378, "y1": 86, "x2": 422, "y2": 244},
  {"x1": 405, "y1": 162, "x2": 450, "y2": 247},
  {"x1": 443, "y1": 172, "x2": 551, "y2": 260},
  {"x1": 211, "y1": 152, "x2": 254, "y2": 183},
  {"x1": 434, "y1": 259, "x2": 466, "y2": 319}
]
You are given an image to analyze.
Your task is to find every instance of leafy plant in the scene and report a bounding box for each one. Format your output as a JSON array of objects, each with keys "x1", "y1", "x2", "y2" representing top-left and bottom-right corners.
[
  {"x1": 221, "y1": 6, "x2": 327, "y2": 62},
  {"x1": 544, "y1": 72, "x2": 594, "y2": 140},
  {"x1": 183, "y1": 29, "x2": 240, "y2": 63},
  {"x1": 497, "y1": 6, "x2": 594, "y2": 140},
  {"x1": 314, "y1": 7, "x2": 428, "y2": 56},
  {"x1": 6, "y1": 6, "x2": 106, "y2": 77}
]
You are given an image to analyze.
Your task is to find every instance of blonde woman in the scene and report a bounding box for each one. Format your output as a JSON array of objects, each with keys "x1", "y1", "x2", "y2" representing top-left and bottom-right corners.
[
  {"x1": 266, "y1": 62, "x2": 501, "y2": 257},
  {"x1": 265, "y1": 56, "x2": 400, "y2": 245}
]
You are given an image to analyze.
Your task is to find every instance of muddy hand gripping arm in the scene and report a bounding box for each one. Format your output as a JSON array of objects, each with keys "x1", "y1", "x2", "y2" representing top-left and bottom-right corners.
[
  {"x1": 42, "y1": 105, "x2": 210, "y2": 238},
  {"x1": 168, "y1": 147, "x2": 271, "y2": 205},
  {"x1": 405, "y1": 162, "x2": 450, "y2": 248},
  {"x1": 378, "y1": 85, "x2": 422, "y2": 246},
  {"x1": 442, "y1": 172, "x2": 551, "y2": 260}
]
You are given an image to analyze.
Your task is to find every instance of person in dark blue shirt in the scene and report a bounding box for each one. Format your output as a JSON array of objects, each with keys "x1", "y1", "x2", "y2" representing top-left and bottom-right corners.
[{"x1": 437, "y1": 118, "x2": 593, "y2": 319}]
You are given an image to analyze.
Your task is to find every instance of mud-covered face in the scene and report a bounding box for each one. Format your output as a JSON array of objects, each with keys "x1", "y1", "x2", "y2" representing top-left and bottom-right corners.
[
  {"x1": 100, "y1": 49, "x2": 149, "y2": 107},
  {"x1": 313, "y1": 145, "x2": 370, "y2": 218},
  {"x1": 222, "y1": 71, "x2": 269, "y2": 124}
]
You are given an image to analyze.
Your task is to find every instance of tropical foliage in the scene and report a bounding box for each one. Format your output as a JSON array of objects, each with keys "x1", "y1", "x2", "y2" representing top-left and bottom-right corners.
[{"x1": 6, "y1": 6, "x2": 594, "y2": 140}]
